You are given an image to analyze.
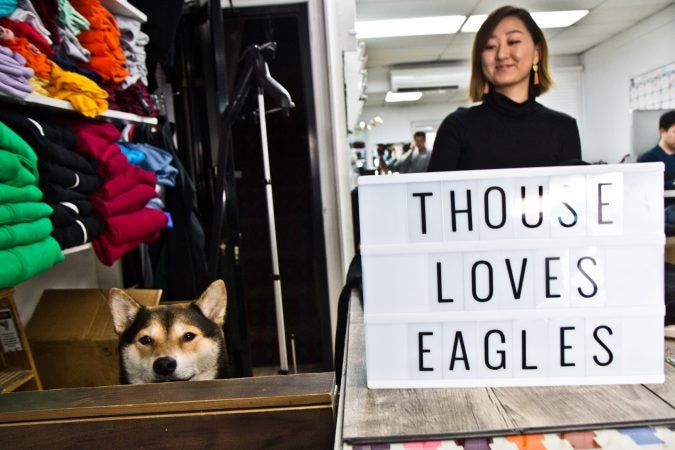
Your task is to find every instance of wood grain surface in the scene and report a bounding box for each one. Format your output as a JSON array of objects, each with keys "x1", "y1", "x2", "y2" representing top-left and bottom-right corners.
[
  {"x1": 342, "y1": 297, "x2": 517, "y2": 443},
  {"x1": 0, "y1": 372, "x2": 334, "y2": 423},
  {"x1": 0, "y1": 405, "x2": 335, "y2": 450},
  {"x1": 0, "y1": 372, "x2": 335, "y2": 449},
  {"x1": 341, "y1": 296, "x2": 675, "y2": 445}
]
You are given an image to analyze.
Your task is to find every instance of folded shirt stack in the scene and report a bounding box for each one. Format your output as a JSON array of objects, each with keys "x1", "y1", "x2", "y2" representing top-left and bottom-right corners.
[
  {"x1": 0, "y1": 27, "x2": 108, "y2": 117},
  {"x1": 0, "y1": 119, "x2": 64, "y2": 288},
  {"x1": 71, "y1": 120, "x2": 167, "y2": 265},
  {"x1": 0, "y1": 44, "x2": 32, "y2": 98},
  {"x1": 7, "y1": 1, "x2": 53, "y2": 47},
  {"x1": 70, "y1": 0, "x2": 127, "y2": 85},
  {"x1": 0, "y1": 110, "x2": 105, "y2": 251},
  {"x1": 114, "y1": 14, "x2": 146, "y2": 89}
]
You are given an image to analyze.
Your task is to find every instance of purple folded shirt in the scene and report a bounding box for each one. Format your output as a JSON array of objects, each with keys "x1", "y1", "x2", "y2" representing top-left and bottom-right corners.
[{"x1": 0, "y1": 44, "x2": 33, "y2": 98}]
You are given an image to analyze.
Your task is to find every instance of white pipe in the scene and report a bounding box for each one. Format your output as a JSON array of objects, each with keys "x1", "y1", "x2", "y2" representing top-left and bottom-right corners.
[{"x1": 257, "y1": 89, "x2": 289, "y2": 373}]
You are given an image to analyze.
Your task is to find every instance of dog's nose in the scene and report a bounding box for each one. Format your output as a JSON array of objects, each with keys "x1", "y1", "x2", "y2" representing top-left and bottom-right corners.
[{"x1": 153, "y1": 357, "x2": 177, "y2": 376}]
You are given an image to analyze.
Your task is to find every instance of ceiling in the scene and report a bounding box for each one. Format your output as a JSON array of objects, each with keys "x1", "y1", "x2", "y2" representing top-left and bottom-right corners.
[{"x1": 357, "y1": 0, "x2": 674, "y2": 106}]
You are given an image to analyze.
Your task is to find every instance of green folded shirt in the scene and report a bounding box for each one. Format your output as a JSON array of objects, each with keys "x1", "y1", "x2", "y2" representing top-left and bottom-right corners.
[
  {"x1": 0, "y1": 202, "x2": 53, "y2": 225},
  {"x1": 0, "y1": 236, "x2": 64, "y2": 289},
  {"x1": 0, "y1": 150, "x2": 37, "y2": 187},
  {"x1": 0, "y1": 184, "x2": 43, "y2": 204},
  {"x1": 0, "y1": 121, "x2": 39, "y2": 183},
  {"x1": 0, "y1": 217, "x2": 53, "y2": 250}
]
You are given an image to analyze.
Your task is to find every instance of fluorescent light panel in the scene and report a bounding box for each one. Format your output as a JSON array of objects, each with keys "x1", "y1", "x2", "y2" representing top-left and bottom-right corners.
[
  {"x1": 355, "y1": 15, "x2": 466, "y2": 39},
  {"x1": 385, "y1": 91, "x2": 423, "y2": 103},
  {"x1": 461, "y1": 10, "x2": 589, "y2": 32}
]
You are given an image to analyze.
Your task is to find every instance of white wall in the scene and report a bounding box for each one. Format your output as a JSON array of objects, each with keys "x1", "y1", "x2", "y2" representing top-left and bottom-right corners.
[
  {"x1": 359, "y1": 58, "x2": 583, "y2": 153},
  {"x1": 580, "y1": 3, "x2": 675, "y2": 164}
]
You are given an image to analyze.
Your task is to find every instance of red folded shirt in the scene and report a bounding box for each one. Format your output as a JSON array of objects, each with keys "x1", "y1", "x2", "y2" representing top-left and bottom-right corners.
[
  {"x1": 93, "y1": 208, "x2": 167, "y2": 265},
  {"x1": 92, "y1": 183, "x2": 157, "y2": 218},
  {"x1": 0, "y1": 18, "x2": 54, "y2": 57},
  {"x1": 95, "y1": 164, "x2": 155, "y2": 199}
]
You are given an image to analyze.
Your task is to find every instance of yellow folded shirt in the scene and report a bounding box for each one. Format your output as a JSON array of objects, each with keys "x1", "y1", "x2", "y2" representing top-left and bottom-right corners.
[
  {"x1": 46, "y1": 65, "x2": 108, "y2": 118},
  {"x1": 27, "y1": 77, "x2": 50, "y2": 96}
]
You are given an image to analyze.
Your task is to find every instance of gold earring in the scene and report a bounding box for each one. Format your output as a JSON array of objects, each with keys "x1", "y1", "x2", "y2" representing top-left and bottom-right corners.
[{"x1": 533, "y1": 64, "x2": 539, "y2": 86}]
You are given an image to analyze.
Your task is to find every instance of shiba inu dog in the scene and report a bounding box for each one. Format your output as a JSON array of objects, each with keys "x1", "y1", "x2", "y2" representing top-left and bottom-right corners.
[{"x1": 108, "y1": 280, "x2": 229, "y2": 384}]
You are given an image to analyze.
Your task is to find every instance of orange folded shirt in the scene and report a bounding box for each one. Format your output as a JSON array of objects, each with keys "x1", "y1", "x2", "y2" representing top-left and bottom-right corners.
[
  {"x1": 2, "y1": 37, "x2": 53, "y2": 79},
  {"x1": 70, "y1": 0, "x2": 128, "y2": 85}
]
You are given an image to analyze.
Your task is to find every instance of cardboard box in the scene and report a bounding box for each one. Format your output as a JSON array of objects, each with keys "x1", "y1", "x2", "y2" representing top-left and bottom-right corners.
[{"x1": 26, "y1": 289, "x2": 162, "y2": 389}]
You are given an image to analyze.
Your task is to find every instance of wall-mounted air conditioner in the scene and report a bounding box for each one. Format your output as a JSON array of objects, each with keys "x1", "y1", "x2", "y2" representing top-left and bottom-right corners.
[{"x1": 390, "y1": 65, "x2": 470, "y2": 92}]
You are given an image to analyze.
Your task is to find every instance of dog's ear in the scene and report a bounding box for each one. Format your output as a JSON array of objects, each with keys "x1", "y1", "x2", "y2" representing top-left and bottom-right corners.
[
  {"x1": 109, "y1": 289, "x2": 142, "y2": 334},
  {"x1": 194, "y1": 280, "x2": 228, "y2": 327}
]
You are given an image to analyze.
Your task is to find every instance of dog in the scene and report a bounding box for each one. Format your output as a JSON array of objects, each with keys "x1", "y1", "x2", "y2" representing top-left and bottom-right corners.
[{"x1": 108, "y1": 280, "x2": 229, "y2": 384}]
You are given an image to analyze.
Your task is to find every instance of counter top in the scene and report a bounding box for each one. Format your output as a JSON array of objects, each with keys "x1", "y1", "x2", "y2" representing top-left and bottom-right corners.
[{"x1": 338, "y1": 293, "x2": 675, "y2": 446}]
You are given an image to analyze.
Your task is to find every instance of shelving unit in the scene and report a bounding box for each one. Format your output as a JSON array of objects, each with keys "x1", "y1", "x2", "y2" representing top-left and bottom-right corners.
[
  {"x1": 9, "y1": 93, "x2": 159, "y2": 125},
  {"x1": 100, "y1": 0, "x2": 147, "y2": 22},
  {"x1": 0, "y1": 289, "x2": 41, "y2": 393}
]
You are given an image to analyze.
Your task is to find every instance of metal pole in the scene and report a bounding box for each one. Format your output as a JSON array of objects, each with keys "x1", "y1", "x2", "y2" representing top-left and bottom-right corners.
[{"x1": 257, "y1": 88, "x2": 289, "y2": 373}]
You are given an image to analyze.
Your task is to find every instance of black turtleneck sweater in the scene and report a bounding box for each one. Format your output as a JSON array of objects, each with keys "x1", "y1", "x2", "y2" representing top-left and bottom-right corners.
[{"x1": 428, "y1": 92, "x2": 582, "y2": 172}]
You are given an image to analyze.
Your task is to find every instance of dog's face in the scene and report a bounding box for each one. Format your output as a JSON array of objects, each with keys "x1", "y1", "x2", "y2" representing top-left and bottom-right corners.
[{"x1": 108, "y1": 280, "x2": 228, "y2": 384}]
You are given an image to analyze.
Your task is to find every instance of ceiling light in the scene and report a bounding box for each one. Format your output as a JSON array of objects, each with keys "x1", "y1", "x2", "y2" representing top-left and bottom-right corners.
[
  {"x1": 531, "y1": 10, "x2": 589, "y2": 28},
  {"x1": 460, "y1": 10, "x2": 588, "y2": 32},
  {"x1": 385, "y1": 91, "x2": 423, "y2": 103},
  {"x1": 460, "y1": 15, "x2": 487, "y2": 33},
  {"x1": 355, "y1": 15, "x2": 466, "y2": 39}
]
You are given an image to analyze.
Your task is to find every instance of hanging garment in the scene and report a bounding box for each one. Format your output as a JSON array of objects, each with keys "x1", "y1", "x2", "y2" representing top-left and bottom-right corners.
[
  {"x1": 137, "y1": 120, "x2": 210, "y2": 300},
  {"x1": 121, "y1": 141, "x2": 176, "y2": 186}
]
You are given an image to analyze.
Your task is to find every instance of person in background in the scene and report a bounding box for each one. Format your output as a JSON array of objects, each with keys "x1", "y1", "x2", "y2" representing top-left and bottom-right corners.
[
  {"x1": 394, "y1": 132, "x2": 432, "y2": 173},
  {"x1": 638, "y1": 110, "x2": 675, "y2": 185},
  {"x1": 407, "y1": 131, "x2": 432, "y2": 172},
  {"x1": 427, "y1": 5, "x2": 581, "y2": 172}
]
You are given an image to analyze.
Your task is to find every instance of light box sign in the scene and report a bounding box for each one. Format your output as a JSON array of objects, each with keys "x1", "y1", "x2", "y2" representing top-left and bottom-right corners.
[{"x1": 358, "y1": 163, "x2": 665, "y2": 388}]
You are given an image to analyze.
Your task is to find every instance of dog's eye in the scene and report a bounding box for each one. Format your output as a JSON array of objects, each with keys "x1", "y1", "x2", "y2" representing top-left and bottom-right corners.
[
  {"x1": 183, "y1": 332, "x2": 196, "y2": 342},
  {"x1": 139, "y1": 336, "x2": 152, "y2": 345}
]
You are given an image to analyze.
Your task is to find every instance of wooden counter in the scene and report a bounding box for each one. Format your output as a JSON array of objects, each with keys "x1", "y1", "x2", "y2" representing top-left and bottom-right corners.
[
  {"x1": 337, "y1": 294, "x2": 675, "y2": 446},
  {"x1": 0, "y1": 372, "x2": 335, "y2": 449}
]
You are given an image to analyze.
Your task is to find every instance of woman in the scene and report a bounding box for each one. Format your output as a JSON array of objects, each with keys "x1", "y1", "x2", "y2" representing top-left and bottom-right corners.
[{"x1": 427, "y1": 6, "x2": 582, "y2": 172}]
